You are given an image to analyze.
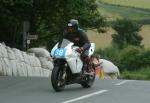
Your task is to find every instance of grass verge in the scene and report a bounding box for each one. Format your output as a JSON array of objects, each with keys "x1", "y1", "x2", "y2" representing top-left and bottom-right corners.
[{"x1": 121, "y1": 67, "x2": 150, "y2": 80}]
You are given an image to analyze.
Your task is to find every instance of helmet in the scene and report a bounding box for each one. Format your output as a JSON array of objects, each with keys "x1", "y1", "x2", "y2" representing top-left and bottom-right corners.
[{"x1": 67, "y1": 19, "x2": 79, "y2": 33}]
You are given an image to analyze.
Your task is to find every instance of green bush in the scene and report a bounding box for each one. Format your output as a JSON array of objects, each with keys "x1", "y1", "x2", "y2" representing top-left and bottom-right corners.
[
  {"x1": 96, "y1": 45, "x2": 150, "y2": 72},
  {"x1": 120, "y1": 46, "x2": 150, "y2": 71},
  {"x1": 119, "y1": 46, "x2": 142, "y2": 71},
  {"x1": 96, "y1": 44, "x2": 121, "y2": 66},
  {"x1": 139, "y1": 50, "x2": 150, "y2": 67},
  {"x1": 122, "y1": 67, "x2": 150, "y2": 80},
  {"x1": 96, "y1": 42, "x2": 150, "y2": 80}
]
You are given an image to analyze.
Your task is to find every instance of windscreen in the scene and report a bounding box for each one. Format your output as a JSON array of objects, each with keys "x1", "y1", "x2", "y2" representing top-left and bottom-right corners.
[{"x1": 58, "y1": 39, "x2": 71, "y2": 48}]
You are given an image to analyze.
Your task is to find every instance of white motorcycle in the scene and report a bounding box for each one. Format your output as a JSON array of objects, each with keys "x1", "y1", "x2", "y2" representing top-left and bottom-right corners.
[{"x1": 51, "y1": 39, "x2": 95, "y2": 92}]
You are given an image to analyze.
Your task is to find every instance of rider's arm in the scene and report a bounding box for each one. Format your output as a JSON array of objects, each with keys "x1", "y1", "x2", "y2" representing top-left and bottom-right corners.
[{"x1": 79, "y1": 30, "x2": 91, "y2": 50}]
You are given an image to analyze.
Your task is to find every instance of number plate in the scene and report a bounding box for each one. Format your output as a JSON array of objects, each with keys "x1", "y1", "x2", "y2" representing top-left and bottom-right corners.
[{"x1": 54, "y1": 48, "x2": 66, "y2": 58}]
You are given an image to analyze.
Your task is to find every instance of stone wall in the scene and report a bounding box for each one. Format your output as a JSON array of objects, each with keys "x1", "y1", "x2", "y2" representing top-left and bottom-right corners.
[{"x1": 0, "y1": 43, "x2": 53, "y2": 77}]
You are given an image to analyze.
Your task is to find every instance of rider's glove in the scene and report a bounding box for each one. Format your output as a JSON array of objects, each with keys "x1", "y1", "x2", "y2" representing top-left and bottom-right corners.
[{"x1": 76, "y1": 47, "x2": 84, "y2": 53}]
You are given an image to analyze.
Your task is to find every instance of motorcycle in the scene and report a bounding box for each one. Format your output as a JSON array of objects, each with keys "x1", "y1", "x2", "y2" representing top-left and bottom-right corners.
[{"x1": 51, "y1": 39, "x2": 96, "y2": 92}]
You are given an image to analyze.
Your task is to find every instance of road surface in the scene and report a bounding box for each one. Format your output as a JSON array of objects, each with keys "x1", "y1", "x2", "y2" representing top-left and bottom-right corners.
[{"x1": 0, "y1": 77, "x2": 150, "y2": 103}]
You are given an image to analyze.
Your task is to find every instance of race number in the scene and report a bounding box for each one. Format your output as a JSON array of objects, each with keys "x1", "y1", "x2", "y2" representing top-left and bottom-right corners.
[{"x1": 54, "y1": 48, "x2": 66, "y2": 58}]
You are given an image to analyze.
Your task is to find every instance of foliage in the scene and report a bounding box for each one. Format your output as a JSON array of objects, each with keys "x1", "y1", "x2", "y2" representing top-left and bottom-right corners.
[
  {"x1": 112, "y1": 19, "x2": 143, "y2": 49},
  {"x1": 0, "y1": 0, "x2": 33, "y2": 49},
  {"x1": 119, "y1": 46, "x2": 142, "y2": 71},
  {"x1": 122, "y1": 67, "x2": 150, "y2": 80},
  {"x1": 95, "y1": 44, "x2": 121, "y2": 66},
  {"x1": 96, "y1": 45, "x2": 150, "y2": 72},
  {"x1": 0, "y1": 0, "x2": 107, "y2": 50},
  {"x1": 34, "y1": 0, "x2": 107, "y2": 49}
]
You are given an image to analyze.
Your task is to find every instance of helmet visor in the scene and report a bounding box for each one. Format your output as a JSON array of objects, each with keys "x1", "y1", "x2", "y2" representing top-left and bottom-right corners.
[{"x1": 67, "y1": 23, "x2": 76, "y2": 33}]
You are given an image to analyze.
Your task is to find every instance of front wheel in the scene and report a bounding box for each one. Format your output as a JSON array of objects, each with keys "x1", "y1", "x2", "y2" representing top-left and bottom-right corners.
[{"x1": 51, "y1": 65, "x2": 66, "y2": 92}]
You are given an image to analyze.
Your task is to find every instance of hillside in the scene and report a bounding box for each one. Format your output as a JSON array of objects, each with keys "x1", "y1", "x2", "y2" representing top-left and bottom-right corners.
[
  {"x1": 87, "y1": 25, "x2": 150, "y2": 49},
  {"x1": 87, "y1": 0, "x2": 150, "y2": 49},
  {"x1": 100, "y1": 0, "x2": 150, "y2": 9},
  {"x1": 98, "y1": 2, "x2": 150, "y2": 22},
  {"x1": 87, "y1": 28, "x2": 114, "y2": 49}
]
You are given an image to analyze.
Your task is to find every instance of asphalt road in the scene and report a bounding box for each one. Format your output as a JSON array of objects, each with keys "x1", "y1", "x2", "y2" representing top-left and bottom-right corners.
[{"x1": 0, "y1": 77, "x2": 150, "y2": 103}]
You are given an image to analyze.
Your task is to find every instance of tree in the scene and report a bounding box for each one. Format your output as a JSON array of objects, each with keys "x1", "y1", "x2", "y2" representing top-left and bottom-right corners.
[
  {"x1": 112, "y1": 19, "x2": 143, "y2": 49},
  {"x1": 0, "y1": 0, "x2": 33, "y2": 49},
  {"x1": 32, "y1": 0, "x2": 107, "y2": 49},
  {"x1": 0, "y1": 0, "x2": 107, "y2": 50}
]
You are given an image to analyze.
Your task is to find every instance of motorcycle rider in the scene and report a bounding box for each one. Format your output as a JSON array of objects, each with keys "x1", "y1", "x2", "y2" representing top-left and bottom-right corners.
[{"x1": 63, "y1": 19, "x2": 91, "y2": 73}]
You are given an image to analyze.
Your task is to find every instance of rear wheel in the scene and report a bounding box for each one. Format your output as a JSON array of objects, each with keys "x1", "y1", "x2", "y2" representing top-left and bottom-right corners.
[
  {"x1": 51, "y1": 65, "x2": 66, "y2": 92},
  {"x1": 81, "y1": 64, "x2": 95, "y2": 88}
]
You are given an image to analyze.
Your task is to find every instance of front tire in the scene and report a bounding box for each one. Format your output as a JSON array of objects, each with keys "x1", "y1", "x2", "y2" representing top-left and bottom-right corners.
[{"x1": 51, "y1": 65, "x2": 66, "y2": 92}]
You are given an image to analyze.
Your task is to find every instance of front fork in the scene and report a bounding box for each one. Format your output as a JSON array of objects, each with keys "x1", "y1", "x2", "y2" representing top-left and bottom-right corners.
[
  {"x1": 62, "y1": 64, "x2": 67, "y2": 80},
  {"x1": 54, "y1": 59, "x2": 67, "y2": 82}
]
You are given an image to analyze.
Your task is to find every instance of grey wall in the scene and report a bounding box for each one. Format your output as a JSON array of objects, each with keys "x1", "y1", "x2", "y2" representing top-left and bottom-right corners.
[{"x1": 0, "y1": 43, "x2": 53, "y2": 77}]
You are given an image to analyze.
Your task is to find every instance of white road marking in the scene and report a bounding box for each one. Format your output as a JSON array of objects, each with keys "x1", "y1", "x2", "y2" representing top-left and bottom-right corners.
[
  {"x1": 115, "y1": 80, "x2": 132, "y2": 86},
  {"x1": 62, "y1": 90, "x2": 108, "y2": 103}
]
